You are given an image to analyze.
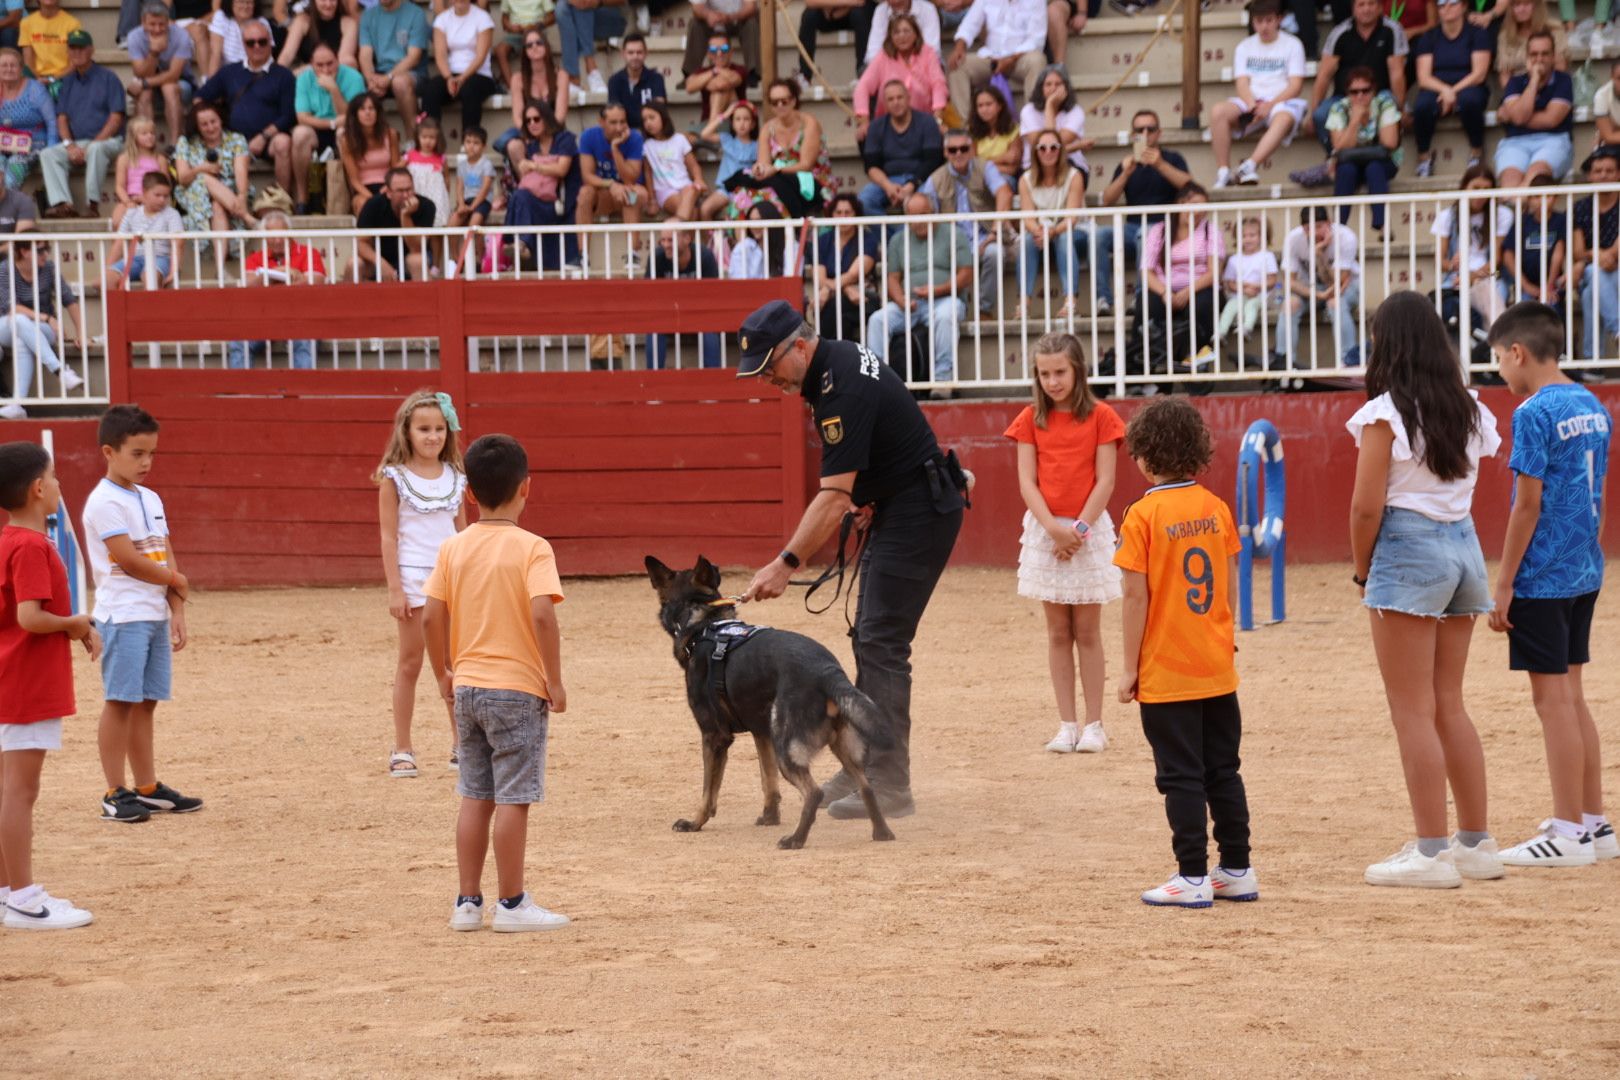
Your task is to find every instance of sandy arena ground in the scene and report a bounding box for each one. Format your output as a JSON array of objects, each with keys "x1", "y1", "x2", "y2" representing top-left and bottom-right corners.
[{"x1": 5, "y1": 562, "x2": 1619, "y2": 1077}]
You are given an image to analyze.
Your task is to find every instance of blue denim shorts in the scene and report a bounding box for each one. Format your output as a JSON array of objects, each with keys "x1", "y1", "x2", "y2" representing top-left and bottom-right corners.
[
  {"x1": 97, "y1": 619, "x2": 173, "y2": 703},
  {"x1": 1493, "y1": 131, "x2": 1574, "y2": 180},
  {"x1": 1364, "y1": 508, "x2": 1491, "y2": 618},
  {"x1": 454, "y1": 686, "x2": 549, "y2": 804}
]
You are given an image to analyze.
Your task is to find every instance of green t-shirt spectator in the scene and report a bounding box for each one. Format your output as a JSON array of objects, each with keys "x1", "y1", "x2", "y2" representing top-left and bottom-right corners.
[
  {"x1": 359, "y1": 0, "x2": 430, "y2": 75},
  {"x1": 1326, "y1": 88, "x2": 1404, "y2": 169},
  {"x1": 295, "y1": 64, "x2": 365, "y2": 120},
  {"x1": 885, "y1": 226, "x2": 972, "y2": 291}
]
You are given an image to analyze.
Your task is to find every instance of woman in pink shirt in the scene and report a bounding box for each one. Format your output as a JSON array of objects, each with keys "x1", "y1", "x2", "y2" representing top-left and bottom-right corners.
[
  {"x1": 1138, "y1": 183, "x2": 1225, "y2": 369},
  {"x1": 853, "y1": 14, "x2": 946, "y2": 140}
]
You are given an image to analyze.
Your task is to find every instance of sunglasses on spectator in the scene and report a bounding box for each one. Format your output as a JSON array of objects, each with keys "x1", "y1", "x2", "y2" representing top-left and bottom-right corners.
[
  {"x1": 768, "y1": 95, "x2": 793, "y2": 105},
  {"x1": 243, "y1": 36, "x2": 271, "y2": 45},
  {"x1": 1348, "y1": 86, "x2": 1373, "y2": 95},
  {"x1": 709, "y1": 43, "x2": 731, "y2": 52},
  {"x1": 945, "y1": 144, "x2": 971, "y2": 154},
  {"x1": 1133, "y1": 124, "x2": 1158, "y2": 133},
  {"x1": 525, "y1": 38, "x2": 545, "y2": 47},
  {"x1": 1036, "y1": 143, "x2": 1061, "y2": 152},
  {"x1": 526, "y1": 114, "x2": 546, "y2": 122}
]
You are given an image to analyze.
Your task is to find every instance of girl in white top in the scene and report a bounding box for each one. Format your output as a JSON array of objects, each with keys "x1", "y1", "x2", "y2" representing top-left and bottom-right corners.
[
  {"x1": 1018, "y1": 65, "x2": 1092, "y2": 178},
  {"x1": 375, "y1": 390, "x2": 468, "y2": 778},
  {"x1": 1347, "y1": 291, "x2": 1504, "y2": 890},
  {"x1": 641, "y1": 100, "x2": 706, "y2": 221},
  {"x1": 1217, "y1": 217, "x2": 1280, "y2": 340}
]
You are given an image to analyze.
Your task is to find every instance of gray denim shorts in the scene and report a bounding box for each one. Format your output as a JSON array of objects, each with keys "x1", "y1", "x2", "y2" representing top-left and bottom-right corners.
[{"x1": 454, "y1": 687, "x2": 549, "y2": 804}]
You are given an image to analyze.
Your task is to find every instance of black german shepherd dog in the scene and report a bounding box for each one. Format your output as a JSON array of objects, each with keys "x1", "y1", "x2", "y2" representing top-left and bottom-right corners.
[{"x1": 645, "y1": 556, "x2": 896, "y2": 849}]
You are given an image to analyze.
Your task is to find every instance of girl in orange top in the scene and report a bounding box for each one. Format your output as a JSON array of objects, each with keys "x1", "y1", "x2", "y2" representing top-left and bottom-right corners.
[{"x1": 1003, "y1": 333, "x2": 1125, "y2": 755}]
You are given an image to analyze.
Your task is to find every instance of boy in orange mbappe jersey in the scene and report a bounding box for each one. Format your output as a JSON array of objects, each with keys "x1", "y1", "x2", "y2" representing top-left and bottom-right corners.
[{"x1": 1114, "y1": 398, "x2": 1257, "y2": 909}]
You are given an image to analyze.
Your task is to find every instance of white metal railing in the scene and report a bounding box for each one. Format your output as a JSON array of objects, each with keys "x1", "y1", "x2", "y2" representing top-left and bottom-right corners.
[{"x1": 1, "y1": 184, "x2": 1617, "y2": 416}]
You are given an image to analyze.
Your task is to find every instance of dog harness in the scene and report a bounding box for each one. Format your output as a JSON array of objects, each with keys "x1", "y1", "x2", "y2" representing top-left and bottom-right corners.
[{"x1": 682, "y1": 619, "x2": 768, "y2": 734}]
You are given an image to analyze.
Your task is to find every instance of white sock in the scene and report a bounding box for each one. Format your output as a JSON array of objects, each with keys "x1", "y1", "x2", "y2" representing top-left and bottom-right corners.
[
  {"x1": 1551, "y1": 817, "x2": 1588, "y2": 840},
  {"x1": 1583, "y1": 813, "x2": 1609, "y2": 833},
  {"x1": 8, "y1": 883, "x2": 41, "y2": 908}
]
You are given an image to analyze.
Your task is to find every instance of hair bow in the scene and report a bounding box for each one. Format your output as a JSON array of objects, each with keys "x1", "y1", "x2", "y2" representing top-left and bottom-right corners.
[{"x1": 434, "y1": 392, "x2": 461, "y2": 432}]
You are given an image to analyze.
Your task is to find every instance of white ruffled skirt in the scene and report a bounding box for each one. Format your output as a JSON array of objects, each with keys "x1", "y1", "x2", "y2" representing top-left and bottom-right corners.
[{"x1": 1016, "y1": 509, "x2": 1123, "y2": 606}]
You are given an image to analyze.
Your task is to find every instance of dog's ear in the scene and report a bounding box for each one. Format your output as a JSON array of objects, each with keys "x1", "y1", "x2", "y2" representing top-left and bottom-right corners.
[
  {"x1": 644, "y1": 556, "x2": 676, "y2": 590},
  {"x1": 693, "y1": 555, "x2": 721, "y2": 591}
]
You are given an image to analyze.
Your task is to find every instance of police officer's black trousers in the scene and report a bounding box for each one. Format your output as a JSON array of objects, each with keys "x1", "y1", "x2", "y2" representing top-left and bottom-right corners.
[
  {"x1": 851, "y1": 479, "x2": 962, "y2": 794},
  {"x1": 1138, "y1": 693, "x2": 1251, "y2": 879}
]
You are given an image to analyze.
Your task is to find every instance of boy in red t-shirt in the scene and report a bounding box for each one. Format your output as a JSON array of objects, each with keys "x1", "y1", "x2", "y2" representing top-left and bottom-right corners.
[{"x1": 0, "y1": 441, "x2": 101, "y2": 930}]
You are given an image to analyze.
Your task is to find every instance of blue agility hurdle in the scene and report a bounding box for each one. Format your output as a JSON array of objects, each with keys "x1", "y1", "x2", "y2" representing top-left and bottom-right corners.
[{"x1": 1236, "y1": 419, "x2": 1285, "y2": 631}]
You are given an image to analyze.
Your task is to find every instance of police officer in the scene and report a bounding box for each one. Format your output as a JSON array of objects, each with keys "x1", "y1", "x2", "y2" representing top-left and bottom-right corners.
[{"x1": 737, "y1": 299, "x2": 964, "y2": 820}]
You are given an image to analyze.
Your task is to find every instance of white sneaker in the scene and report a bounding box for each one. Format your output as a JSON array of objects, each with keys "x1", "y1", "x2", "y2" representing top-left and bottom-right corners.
[
  {"x1": 1364, "y1": 842, "x2": 1463, "y2": 888},
  {"x1": 491, "y1": 893, "x2": 570, "y2": 932},
  {"x1": 586, "y1": 70, "x2": 607, "y2": 97},
  {"x1": 4, "y1": 891, "x2": 94, "y2": 930},
  {"x1": 1075, "y1": 722, "x2": 1108, "y2": 753},
  {"x1": 1594, "y1": 822, "x2": 1618, "y2": 861},
  {"x1": 1141, "y1": 873, "x2": 1213, "y2": 908},
  {"x1": 449, "y1": 897, "x2": 484, "y2": 931},
  {"x1": 58, "y1": 366, "x2": 83, "y2": 391},
  {"x1": 1045, "y1": 725, "x2": 1079, "y2": 753},
  {"x1": 1234, "y1": 159, "x2": 1260, "y2": 185},
  {"x1": 1211, "y1": 865, "x2": 1259, "y2": 901},
  {"x1": 1500, "y1": 822, "x2": 1597, "y2": 868},
  {"x1": 1449, "y1": 835, "x2": 1506, "y2": 880},
  {"x1": 0, "y1": 403, "x2": 25, "y2": 420},
  {"x1": 1213, "y1": 166, "x2": 1232, "y2": 189}
]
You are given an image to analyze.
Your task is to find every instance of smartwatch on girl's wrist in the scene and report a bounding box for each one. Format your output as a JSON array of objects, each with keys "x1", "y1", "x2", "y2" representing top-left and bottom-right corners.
[{"x1": 1072, "y1": 519, "x2": 1090, "y2": 537}]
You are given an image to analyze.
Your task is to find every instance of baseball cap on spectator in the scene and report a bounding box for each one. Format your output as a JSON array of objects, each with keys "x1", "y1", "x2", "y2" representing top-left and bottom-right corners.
[
  {"x1": 66, "y1": 30, "x2": 92, "y2": 47},
  {"x1": 737, "y1": 300, "x2": 804, "y2": 377}
]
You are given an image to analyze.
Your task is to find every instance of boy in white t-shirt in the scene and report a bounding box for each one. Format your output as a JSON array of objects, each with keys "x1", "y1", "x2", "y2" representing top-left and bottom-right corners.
[
  {"x1": 1276, "y1": 205, "x2": 1363, "y2": 366},
  {"x1": 1216, "y1": 217, "x2": 1280, "y2": 341},
  {"x1": 1210, "y1": 0, "x2": 1308, "y2": 188},
  {"x1": 80, "y1": 405, "x2": 202, "y2": 824}
]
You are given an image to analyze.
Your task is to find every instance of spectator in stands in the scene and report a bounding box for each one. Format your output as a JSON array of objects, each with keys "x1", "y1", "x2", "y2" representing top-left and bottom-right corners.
[
  {"x1": 1016, "y1": 127, "x2": 1081, "y2": 320},
  {"x1": 1018, "y1": 64, "x2": 1089, "y2": 180},
  {"x1": 109, "y1": 172, "x2": 184, "y2": 289},
  {"x1": 1304, "y1": 0, "x2": 1407, "y2": 154},
  {"x1": 969, "y1": 85, "x2": 1020, "y2": 176},
  {"x1": 1494, "y1": 30, "x2": 1573, "y2": 189},
  {"x1": 554, "y1": 0, "x2": 609, "y2": 104},
  {"x1": 503, "y1": 103, "x2": 580, "y2": 270},
  {"x1": 1501, "y1": 174, "x2": 1567, "y2": 310},
  {"x1": 1488, "y1": 0, "x2": 1566, "y2": 85},
  {"x1": 1409, "y1": 0, "x2": 1490, "y2": 177},
  {"x1": 0, "y1": 239, "x2": 84, "y2": 409},
  {"x1": 1326, "y1": 66, "x2": 1401, "y2": 231},
  {"x1": 647, "y1": 225, "x2": 721, "y2": 368},
  {"x1": 359, "y1": 0, "x2": 430, "y2": 142},
  {"x1": 1210, "y1": 0, "x2": 1307, "y2": 189},
  {"x1": 641, "y1": 99, "x2": 704, "y2": 219},
  {"x1": 866, "y1": 190, "x2": 970, "y2": 386},
  {"x1": 923, "y1": 128, "x2": 1009, "y2": 315},
  {"x1": 205, "y1": 0, "x2": 271, "y2": 79},
  {"x1": 0, "y1": 48, "x2": 55, "y2": 189},
  {"x1": 1574, "y1": 147, "x2": 1620, "y2": 357},
  {"x1": 859, "y1": 79, "x2": 944, "y2": 217},
  {"x1": 1095, "y1": 108, "x2": 1188, "y2": 316},
  {"x1": 682, "y1": 0, "x2": 759, "y2": 88},
  {"x1": 280, "y1": 0, "x2": 355, "y2": 71},
  {"x1": 723, "y1": 77, "x2": 832, "y2": 218},
  {"x1": 39, "y1": 31, "x2": 125, "y2": 219},
  {"x1": 1432, "y1": 162, "x2": 1508, "y2": 333},
  {"x1": 126, "y1": 3, "x2": 195, "y2": 149},
  {"x1": 1139, "y1": 183, "x2": 1222, "y2": 369},
  {"x1": 1595, "y1": 58, "x2": 1620, "y2": 148},
  {"x1": 175, "y1": 99, "x2": 255, "y2": 266},
  {"x1": 341, "y1": 92, "x2": 401, "y2": 204},
  {"x1": 353, "y1": 167, "x2": 435, "y2": 280},
  {"x1": 578, "y1": 102, "x2": 645, "y2": 246},
  {"x1": 0, "y1": 166, "x2": 37, "y2": 233},
  {"x1": 499, "y1": 32, "x2": 568, "y2": 159},
  {"x1": 198, "y1": 24, "x2": 301, "y2": 210},
  {"x1": 19, "y1": 0, "x2": 81, "y2": 83},
  {"x1": 1276, "y1": 204, "x2": 1361, "y2": 367},
  {"x1": 698, "y1": 98, "x2": 756, "y2": 218},
  {"x1": 492, "y1": 0, "x2": 552, "y2": 86},
  {"x1": 232, "y1": 209, "x2": 325, "y2": 367},
  {"x1": 947, "y1": 0, "x2": 1046, "y2": 127},
  {"x1": 854, "y1": 13, "x2": 946, "y2": 128},
  {"x1": 812, "y1": 191, "x2": 878, "y2": 341},
  {"x1": 294, "y1": 41, "x2": 364, "y2": 200},
  {"x1": 606, "y1": 33, "x2": 660, "y2": 129},
  {"x1": 868, "y1": 0, "x2": 943, "y2": 67},
  {"x1": 685, "y1": 30, "x2": 747, "y2": 120},
  {"x1": 111, "y1": 117, "x2": 164, "y2": 229},
  {"x1": 800, "y1": 0, "x2": 874, "y2": 84},
  {"x1": 727, "y1": 203, "x2": 792, "y2": 278},
  {"x1": 424, "y1": 0, "x2": 498, "y2": 138}
]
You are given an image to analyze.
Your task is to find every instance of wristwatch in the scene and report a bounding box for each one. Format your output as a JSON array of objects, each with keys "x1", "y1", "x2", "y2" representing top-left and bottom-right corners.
[
  {"x1": 779, "y1": 549, "x2": 801, "y2": 570},
  {"x1": 1352, "y1": 572, "x2": 1368, "y2": 587},
  {"x1": 1072, "y1": 519, "x2": 1090, "y2": 537}
]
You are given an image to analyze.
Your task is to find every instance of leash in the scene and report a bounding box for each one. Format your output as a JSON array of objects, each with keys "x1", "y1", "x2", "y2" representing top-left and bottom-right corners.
[{"x1": 709, "y1": 511, "x2": 869, "y2": 628}]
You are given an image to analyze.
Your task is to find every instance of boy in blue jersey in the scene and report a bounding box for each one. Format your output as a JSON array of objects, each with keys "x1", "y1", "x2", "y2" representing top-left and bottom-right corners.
[{"x1": 1487, "y1": 302, "x2": 1614, "y2": 867}]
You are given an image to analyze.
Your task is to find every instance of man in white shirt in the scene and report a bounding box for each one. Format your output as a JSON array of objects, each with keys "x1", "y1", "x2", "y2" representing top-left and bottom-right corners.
[
  {"x1": 1276, "y1": 205, "x2": 1362, "y2": 367},
  {"x1": 946, "y1": 0, "x2": 1045, "y2": 123},
  {"x1": 1209, "y1": 0, "x2": 1307, "y2": 188},
  {"x1": 1594, "y1": 57, "x2": 1620, "y2": 149},
  {"x1": 866, "y1": 0, "x2": 942, "y2": 66}
]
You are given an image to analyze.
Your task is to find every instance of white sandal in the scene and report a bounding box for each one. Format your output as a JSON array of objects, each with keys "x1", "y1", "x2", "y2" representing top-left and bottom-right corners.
[{"x1": 389, "y1": 750, "x2": 419, "y2": 778}]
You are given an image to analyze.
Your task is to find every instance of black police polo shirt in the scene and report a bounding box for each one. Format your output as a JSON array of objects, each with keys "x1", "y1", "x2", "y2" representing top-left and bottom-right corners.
[{"x1": 801, "y1": 337, "x2": 941, "y2": 506}]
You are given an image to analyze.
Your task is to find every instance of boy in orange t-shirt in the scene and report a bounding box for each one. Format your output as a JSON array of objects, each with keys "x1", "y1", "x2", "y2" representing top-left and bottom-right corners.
[
  {"x1": 1114, "y1": 398, "x2": 1256, "y2": 909},
  {"x1": 423, "y1": 433, "x2": 570, "y2": 934}
]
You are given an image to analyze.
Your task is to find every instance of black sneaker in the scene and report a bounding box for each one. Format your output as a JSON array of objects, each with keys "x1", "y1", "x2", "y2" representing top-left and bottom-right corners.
[
  {"x1": 100, "y1": 788, "x2": 152, "y2": 823},
  {"x1": 134, "y1": 782, "x2": 204, "y2": 814}
]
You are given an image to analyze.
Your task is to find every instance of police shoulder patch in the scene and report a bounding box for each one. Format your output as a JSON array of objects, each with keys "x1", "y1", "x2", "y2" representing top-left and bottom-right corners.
[{"x1": 820, "y1": 416, "x2": 844, "y2": 444}]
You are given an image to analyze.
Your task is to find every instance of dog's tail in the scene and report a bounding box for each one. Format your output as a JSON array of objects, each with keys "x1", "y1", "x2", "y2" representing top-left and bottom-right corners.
[{"x1": 831, "y1": 680, "x2": 895, "y2": 753}]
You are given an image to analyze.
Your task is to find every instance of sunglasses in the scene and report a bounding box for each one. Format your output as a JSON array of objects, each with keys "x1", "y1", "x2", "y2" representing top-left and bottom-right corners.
[
  {"x1": 243, "y1": 36, "x2": 271, "y2": 45},
  {"x1": 945, "y1": 145, "x2": 971, "y2": 154},
  {"x1": 768, "y1": 95, "x2": 793, "y2": 105},
  {"x1": 1036, "y1": 143, "x2": 1061, "y2": 152},
  {"x1": 1348, "y1": 86, "x2": 1373, "y2": 95},
  {"x1": 1133, "y1": 125, "x2": 1158, "y2": 133},
  {"x1": 708, "y1": 43, "x2": 731, "y2": 52},
  {"x1": 526, "y1": 114, "x2": 545, "y2": 122},
  {"x1": 525, "y1": 39, "x2": 545, "y2": 47}
]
